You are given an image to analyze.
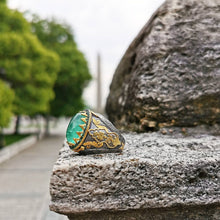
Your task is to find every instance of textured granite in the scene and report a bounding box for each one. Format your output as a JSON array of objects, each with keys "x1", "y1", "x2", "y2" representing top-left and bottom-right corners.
[
  {"x1": 106, "y1": 0, "x2": 220, "y2": 131},
  {"x1": 50, "y1": 129, "x2": 220, "y2": 219},
  {"x1": 66, "y1": 206, "x2": 219, "y2": 220}
]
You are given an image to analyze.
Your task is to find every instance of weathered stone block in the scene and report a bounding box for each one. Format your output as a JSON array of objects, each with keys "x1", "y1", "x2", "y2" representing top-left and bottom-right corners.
[
  {"x1": 50, "y1": 129, "x2": 220, "y2": 219},
  {"x1": 106, "y1": 0, "x2": 220, "y2": 131}
]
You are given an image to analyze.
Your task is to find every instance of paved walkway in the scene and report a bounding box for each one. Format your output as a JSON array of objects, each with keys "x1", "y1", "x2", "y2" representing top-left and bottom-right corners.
[{"x1": 0, "y1": 135, "x2": 68, "y2": 220}]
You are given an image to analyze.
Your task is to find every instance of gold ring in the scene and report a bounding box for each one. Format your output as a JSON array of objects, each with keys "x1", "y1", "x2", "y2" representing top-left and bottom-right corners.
[{"x1": 66, "y1": 110, "x2": 125, "y2": 154}]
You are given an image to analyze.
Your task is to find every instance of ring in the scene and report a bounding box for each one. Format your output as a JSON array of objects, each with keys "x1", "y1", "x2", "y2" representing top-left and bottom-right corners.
[{"x1": 66, "y1": 110, "x2": 125, "y2": 154}]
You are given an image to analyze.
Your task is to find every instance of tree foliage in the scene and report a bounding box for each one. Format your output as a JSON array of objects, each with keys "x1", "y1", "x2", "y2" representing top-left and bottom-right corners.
[
  {"x1": 31, "y1": 16, "x2": 91, "y2": 117},
  {"x1": 0, "y1": 4, "x2": 60, "y2": 118},
  {"x1": 0, "y1": 80, "x2": 14, "y2": 128},
  {"x1": 0, "y1": 0, "x2": 6, "y2": 4}
]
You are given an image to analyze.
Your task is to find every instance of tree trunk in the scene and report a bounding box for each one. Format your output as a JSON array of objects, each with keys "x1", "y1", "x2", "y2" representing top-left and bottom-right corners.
[
  {"x1": 36, "y1": 116, "x2": 41, "y2": 140},
  {"x1": 45, "y1": 115, "x2": 50, "y2": 136},
  {"x1": 15, "y1": 115, "x2": 21, "y2": 135},
  {"x1": 0, "y1": 127, "x2": 5, "y2": 148}
]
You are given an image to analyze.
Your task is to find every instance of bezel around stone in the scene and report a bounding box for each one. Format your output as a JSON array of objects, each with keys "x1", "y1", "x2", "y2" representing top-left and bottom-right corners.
[{"x1": 66, "y1": 110, "x2": 91, "y2": 150}]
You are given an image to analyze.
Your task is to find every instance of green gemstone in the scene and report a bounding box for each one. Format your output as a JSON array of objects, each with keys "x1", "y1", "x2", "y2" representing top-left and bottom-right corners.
[{"x1": 66, "y1": 111, "x2": 88, "y2": 148}]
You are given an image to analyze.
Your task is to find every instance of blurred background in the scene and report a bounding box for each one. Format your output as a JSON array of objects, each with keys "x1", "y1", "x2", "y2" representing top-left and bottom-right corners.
[
  {"x1": 8, "y1": 0, "x2": 165, "y2": 110},
  {"x1": 0, "y1": 0, "x2": 165, "y2": 139},
  {"x1": 0, "y1": 0, "x2": 164, "y2": 219}
]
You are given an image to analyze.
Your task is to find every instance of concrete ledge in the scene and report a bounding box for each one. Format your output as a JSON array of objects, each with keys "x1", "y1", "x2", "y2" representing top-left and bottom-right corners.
[
  {"x1": 50, "y1": 131, "x2": 220, "y2": 219},
  {"x1": 66, "y1": 205, "x2": 219, "y2": 220},
  {"x1": 0, "y1": 135, "x2": 38, "y2": 164}
]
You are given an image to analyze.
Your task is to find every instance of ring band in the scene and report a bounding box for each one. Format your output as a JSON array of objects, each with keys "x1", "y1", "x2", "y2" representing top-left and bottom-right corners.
[{"x1": 66, "y1": 110, "x2": 125, "y2": 154}]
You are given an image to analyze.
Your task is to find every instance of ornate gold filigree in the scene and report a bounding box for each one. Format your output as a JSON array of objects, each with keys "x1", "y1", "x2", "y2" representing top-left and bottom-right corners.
[
  {"x1": 83, "y1": 141, "x2": 103, "y2": 149},
  {"x1": 85, "y1": 117, "x2": 121, "y2": 149},
  {"x1": 72, "y1": 111, "x2": 123, "y2": 153}
]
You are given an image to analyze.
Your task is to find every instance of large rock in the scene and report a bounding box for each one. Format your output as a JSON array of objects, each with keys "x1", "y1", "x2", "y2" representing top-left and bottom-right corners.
[
  {"x1": 50, "y1": 128, "x2": 220, "y2": 220},
  {"x1": 106, "y1": 0, "x2": 220, "y2": 132}
]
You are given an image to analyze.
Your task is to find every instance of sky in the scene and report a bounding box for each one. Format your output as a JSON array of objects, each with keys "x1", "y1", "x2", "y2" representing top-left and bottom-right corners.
[{"x1": 8, "y1": 0, "x2": 165, "y2": 110}]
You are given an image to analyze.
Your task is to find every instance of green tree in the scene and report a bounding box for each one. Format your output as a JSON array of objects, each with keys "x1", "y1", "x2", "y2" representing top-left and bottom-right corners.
[
  {"x1": 0, "y1": 79, "x2": 14, "y2": 147},
  {"x1": 31, "y1": 16, "x2": 91, "y2": 118},
  {"x1": 0, "y1": 3, "x2": 60, "y2": 134}
]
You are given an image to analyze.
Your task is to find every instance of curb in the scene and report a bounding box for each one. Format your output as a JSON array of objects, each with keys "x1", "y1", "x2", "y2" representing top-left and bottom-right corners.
[{"x1": 0, "y1": 134, "x2": 42, "y2": 164}]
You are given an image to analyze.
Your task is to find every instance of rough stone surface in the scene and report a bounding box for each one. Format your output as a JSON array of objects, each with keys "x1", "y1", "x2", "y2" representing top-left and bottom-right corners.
[
  {"x1": 66, "y1": 206, "x2": 219, "y2": 220},
  {"x1": 50, "y1": 128, "x2": 220, "y2": 219},
  {"x1": 106, "y1": 0, "x2": 220, "y2": 131}
]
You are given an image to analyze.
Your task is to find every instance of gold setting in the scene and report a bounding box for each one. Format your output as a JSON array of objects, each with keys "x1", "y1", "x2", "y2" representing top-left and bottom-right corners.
[
  {"x1": 79, "y1": 124, "x2": 86, "y2": 130},
  {"x1": 73, "y1": 110, "x2": 92, "y2": 152},
  {"x1": 81, "y1": 117, "x2": 87, "y2": 123},
  {"x1": 67, "y1": 110, "x2": 124, "y2": 153},
  {"x1": 87, "y1": 117, "x2": 121, "y2": 149}
]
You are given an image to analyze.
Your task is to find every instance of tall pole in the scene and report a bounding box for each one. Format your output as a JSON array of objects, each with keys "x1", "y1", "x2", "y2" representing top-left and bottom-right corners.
[{"x1": 97, "y1": 53, "x2": 102, "y2": 113}]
